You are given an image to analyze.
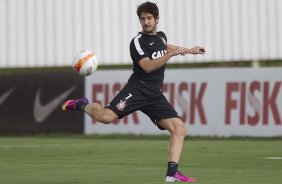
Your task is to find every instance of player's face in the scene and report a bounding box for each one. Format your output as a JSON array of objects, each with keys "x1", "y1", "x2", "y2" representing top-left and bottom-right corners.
[{"x1": 139, "y1": 12, "x2": 159, "y2": 35}]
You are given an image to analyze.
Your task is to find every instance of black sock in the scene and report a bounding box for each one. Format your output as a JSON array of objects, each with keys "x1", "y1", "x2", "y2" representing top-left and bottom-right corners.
[
  {"x1": 75, "y1": 101, "x2": 88, "y2": 111},
  {"x1": 166, "y1": 161, "x2": 178, "y2": 176}
]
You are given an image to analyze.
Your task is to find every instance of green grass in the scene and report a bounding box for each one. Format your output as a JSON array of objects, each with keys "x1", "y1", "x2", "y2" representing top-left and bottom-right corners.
[{"x1": 0, "y1": 136, "x2": 282, "y2": 184}]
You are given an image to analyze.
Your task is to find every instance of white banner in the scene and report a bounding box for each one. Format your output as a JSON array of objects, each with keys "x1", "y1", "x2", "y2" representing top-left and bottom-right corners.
[{"x1": 85, "y1": 68, "x2": 282, "y2": 137}]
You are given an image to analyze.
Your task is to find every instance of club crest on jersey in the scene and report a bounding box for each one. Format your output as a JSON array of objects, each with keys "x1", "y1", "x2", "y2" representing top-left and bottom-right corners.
[
  {"x1": 116, "y1": 100, "x2": 127, "y2": 111},
  {"x1": 160, "y1": 36, "x2": 167, "y2": 45},
  {"x1": 152, "y1": 50, "x2": 167, "y2": 59}
]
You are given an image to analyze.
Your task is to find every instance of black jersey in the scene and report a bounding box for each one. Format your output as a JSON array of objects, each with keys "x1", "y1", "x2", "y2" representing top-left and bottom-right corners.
[
  {"x1": 129, "y1": 31, "x2": 167, "y2": 89},
  {"x1": 105, "y1": 31, "x2": 180, "y2": 128}
]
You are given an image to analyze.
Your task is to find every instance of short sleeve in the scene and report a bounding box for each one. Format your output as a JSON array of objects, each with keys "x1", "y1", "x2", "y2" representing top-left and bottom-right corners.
[
  {"x1": 157, "y1": 31, "x2": 167, "y2": 44},
  {"x1": 130, "y1": 36, "x2": 150, "y2": 64}
]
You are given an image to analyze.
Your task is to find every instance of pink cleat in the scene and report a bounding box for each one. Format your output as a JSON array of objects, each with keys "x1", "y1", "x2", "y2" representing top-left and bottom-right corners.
[
  {"x1": 61, "y1": 98, "x2": 89, "y2": 111},
  {"x1": 165, "y1": 171, "x2": 197, "y2": 182}
]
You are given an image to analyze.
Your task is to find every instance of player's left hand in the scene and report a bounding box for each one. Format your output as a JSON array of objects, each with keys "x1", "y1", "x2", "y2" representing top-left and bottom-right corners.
[{"x1": 188, "y1": 46, "x2": 206, "y2": 55}]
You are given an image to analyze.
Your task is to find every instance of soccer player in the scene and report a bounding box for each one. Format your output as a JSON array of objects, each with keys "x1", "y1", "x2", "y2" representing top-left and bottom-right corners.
[{"x1": 62, "y1": 1, "x2": 205, "y2": 182}]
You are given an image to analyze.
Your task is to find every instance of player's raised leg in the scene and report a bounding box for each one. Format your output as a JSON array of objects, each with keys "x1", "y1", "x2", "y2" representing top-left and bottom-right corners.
[
  {"x1": 61, "y1": 98, "x2": 118, "y2": 124},
  {"x1": 159, "y1": 118, "x2": 197, "y2": 182},
  {"x1": 83, "y1": 103, "x2": 118, "y2": 124}
]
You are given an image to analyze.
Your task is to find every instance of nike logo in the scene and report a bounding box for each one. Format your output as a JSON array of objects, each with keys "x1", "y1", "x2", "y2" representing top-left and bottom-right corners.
[
  {"x1": 0, "y1": 88, "x2": 15, "y2": 106},
  {"x1": 33, "y1": 85, "x2": 76, "y2": 123},
  {"x1": 150, "y1": 42, "x2": 154, "y2": 45}
]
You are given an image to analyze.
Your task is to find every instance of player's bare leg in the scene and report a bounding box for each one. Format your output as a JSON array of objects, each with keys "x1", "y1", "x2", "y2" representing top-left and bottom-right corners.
[
  {"x1": 61, "y1": 98, "x2": 118, "y2": 124},
  {"x1": 159, "y1": 118, "x2": 186, "y2": 163},
  {"x1": 84, "y1": 103, "x2": 118, "y2": 124},
  {"x1": 159, "y1": 118, "x2": 197, "y2": 182}
]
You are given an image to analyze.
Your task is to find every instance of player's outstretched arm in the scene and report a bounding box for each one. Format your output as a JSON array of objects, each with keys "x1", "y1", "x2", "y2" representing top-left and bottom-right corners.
[
  {"x1": 139, "y1": 45, "x2": 205, "y2": 73},
  {"x1": 138, "y1": 51, "x2": 176, "y2": 73},
  {"x1": 167, "y1": 44, "x2": 205, "y2": 55}
]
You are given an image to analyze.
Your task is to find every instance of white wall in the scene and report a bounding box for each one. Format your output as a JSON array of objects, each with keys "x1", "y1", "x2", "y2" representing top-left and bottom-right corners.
[{"x1": 0, "y1": 0, "x2": 282, "y2": 68}]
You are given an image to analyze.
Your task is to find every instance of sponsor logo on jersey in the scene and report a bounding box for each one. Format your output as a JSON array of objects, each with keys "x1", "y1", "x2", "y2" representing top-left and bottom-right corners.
[{"x1": 152, "y1": 50, "x2": 167, "y2": 59}]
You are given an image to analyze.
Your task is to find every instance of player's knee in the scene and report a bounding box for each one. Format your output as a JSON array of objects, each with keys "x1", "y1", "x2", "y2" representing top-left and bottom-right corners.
[{"x1": 174, "y1": 121, "x2": 187, "y2": 138}]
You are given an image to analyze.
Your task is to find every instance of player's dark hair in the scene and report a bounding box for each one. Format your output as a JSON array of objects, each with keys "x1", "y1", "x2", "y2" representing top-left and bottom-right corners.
[{"x1": 137, "y1": 1, "x2": 159, "y2": 18}]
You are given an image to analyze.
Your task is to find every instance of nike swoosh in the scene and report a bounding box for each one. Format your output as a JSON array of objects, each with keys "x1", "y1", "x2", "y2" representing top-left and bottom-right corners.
[
  {"x1": 150, "y1": 42, "x2": 154, "y2": 45},
  {"x1": 33, "y1": 85, "x2": 76, "y2": 123},
  {"x1": 0, "y1": 88, "x2": 15, "y2": 106}
]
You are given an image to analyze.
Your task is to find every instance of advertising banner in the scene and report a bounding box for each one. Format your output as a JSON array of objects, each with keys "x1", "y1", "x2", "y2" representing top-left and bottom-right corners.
[
  {"x1": 0, "y1": 72, "x2": 84, "y2": 134},
  {"x1": 85, "y1": 68, "x2": 282, "y2": 137}
]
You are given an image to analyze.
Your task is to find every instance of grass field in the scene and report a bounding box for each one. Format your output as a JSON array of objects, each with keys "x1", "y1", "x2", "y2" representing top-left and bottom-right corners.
[{"x1": 0, "y1": 135, "x2": 282, "y2": 184}]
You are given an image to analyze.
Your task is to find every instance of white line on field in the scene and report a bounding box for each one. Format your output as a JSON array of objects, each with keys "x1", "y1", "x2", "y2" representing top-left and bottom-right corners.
[{"x1": 265, "y1": 157, "x2": 282, "y2": 160}]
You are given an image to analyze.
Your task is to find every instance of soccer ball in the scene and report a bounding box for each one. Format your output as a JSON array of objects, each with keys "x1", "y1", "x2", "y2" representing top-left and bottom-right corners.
[{"x1": 73, "y1": 50, "x2": 98, "y2": 76}]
